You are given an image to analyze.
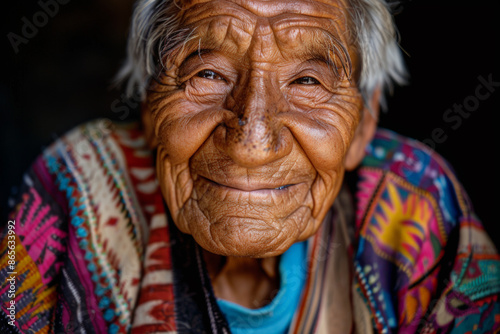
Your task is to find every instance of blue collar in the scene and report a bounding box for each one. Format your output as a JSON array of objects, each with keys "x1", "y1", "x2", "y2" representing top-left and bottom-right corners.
[{"x1": 217, "y1": 241, "x2": 307, "y2": 334}]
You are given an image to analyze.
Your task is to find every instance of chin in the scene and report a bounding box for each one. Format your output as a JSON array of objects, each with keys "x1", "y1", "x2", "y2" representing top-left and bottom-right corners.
[{"x1": 175, "y1": 201, "x2": 318, "y2": 258}]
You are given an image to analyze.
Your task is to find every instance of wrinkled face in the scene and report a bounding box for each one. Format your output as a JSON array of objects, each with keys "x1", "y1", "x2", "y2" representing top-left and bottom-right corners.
[{"x1": 146, "y1": 0, "x2": 368, "y2": 257}]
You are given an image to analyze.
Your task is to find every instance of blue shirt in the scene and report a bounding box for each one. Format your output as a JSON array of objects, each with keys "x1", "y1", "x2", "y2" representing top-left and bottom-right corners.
[{"x1": 217, "y1": 241, "x2": 307, "y2": 334}]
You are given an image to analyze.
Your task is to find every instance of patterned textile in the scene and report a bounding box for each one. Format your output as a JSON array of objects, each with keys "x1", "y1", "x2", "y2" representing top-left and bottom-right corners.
[
  {"x1": 354, "y1": 129, "x2": 500, "y2": 334},
  {"x1": 0, "y1": 120, "x2": 498, "y2": 333}
]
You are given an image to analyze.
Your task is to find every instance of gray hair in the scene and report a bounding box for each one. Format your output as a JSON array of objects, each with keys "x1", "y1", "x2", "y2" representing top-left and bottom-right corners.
[
  {"x1": 116, "y1": 0, "x2": 407, "y2": 107},
  {"x1": 348, "y1": 0, "x2": 407, "y2": 108}
]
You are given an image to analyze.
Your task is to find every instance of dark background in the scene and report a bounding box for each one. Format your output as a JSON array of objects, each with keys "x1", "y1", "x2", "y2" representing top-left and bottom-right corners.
[{"x1": 1, "y1": 1, "x2": 498, "y2": 245}]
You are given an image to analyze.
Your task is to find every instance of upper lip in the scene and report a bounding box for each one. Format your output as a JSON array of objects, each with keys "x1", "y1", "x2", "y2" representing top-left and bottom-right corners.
[{"x1": 200, "y1": 176, "x2": 294, "y2": 191}]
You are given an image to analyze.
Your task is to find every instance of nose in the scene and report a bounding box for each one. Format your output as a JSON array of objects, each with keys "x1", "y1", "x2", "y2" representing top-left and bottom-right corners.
[{"x1": 213, "y1": 73, "x2": 292, "y2": 168}]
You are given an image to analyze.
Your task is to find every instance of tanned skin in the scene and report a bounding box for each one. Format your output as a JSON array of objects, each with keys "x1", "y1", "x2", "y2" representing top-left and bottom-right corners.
[{"x1": 142, "y1": 0, "x2": 379, "y2": 308}]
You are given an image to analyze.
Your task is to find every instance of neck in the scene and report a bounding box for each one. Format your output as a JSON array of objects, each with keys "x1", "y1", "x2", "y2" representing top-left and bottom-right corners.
[{"x1": 203, "y1": 250, "x2": 280, "y2": 309}]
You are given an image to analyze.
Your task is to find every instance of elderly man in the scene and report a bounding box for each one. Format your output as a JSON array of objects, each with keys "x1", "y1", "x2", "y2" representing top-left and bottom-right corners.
[{"x1": 1, "y1": 0, "x2": 499, "y2": 333}]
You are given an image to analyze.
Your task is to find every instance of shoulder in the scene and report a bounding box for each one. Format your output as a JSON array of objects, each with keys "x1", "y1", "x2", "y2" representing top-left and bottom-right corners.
[
  {"x1": 40, "y1": 119, "x2": 151, "y2": 214},
  {"x1": 5, "y1": 117, "x2": 150, "y2": 262},
  {"x1": 1, "y1": 119, "x2": 155, "y2": 332},
  {"x1": 358, "y1": 127, "x2": 469, "y2": 231},
  {"x1": 352, "y1": 128, "x2": 500, "y2": 333},
  {"x1": 39, "y1": 117, "x2": 152, "y2": 244},
  {"x1": 43, "y1": 118, "x2": 146, "y2": 172}
]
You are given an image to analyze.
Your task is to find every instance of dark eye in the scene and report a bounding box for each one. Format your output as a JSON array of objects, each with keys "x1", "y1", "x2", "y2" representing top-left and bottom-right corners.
[
  {"x1": 197, "y1": 70, "x2": 224, "y2": 80},
  {"x1": 292, "y1": 76, "x2": 320, "y2": 85}
]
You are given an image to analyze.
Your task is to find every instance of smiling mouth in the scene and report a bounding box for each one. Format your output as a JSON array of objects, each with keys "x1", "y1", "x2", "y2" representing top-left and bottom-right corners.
[{"x1": 200, "y1": 176, "x2": 294, "y2": 192}]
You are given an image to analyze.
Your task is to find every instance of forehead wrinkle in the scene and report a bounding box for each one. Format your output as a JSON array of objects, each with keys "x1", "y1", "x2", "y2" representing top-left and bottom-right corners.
[
  {"x1": 179, "y1": 0, "x2": 348, "y2": 24},
  {"x1": 180, "y1": 0, "x2": 257, "y2": 27},
  {"x1": 176, "y1": 0, "x2": 352, "y2": 56},
  {"x1": 271, "y1": 14, "x2": 344, "y2": 39},
  {"x1": 203, "y1": 15, "x2": 254, "y2": 54},
  {"x1": 181, "y1": 0, "x2": 347, "y2": 19},
  {"x1": 171, "y1": 15, "x2": 255, "y2": 65},
  {"x1": 272, "y1": 24, "x2": 346, "y2": 63},
  {"x1": 223, "y1": 17, "x2": 255, "y2": 54},
  {"x1": 270, "y1": 9, "x2": 350, "y2": 47},
  {"x1": 171, "y1": 0, "x2": 353, "y2": 72},
  {"x1": 247, "y1": 18, "x2": 283, "y2": 63}
]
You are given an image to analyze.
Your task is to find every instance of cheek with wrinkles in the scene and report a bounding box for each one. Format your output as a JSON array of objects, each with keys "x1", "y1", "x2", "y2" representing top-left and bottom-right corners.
[
  {"x1": 156, "y1": 148, "x2": 193, "y2": 234},
  {"x1": 284, "y1": 84, "x2": 362, "y2": 160},
  {"x1": 316, "y1": 104, "x2": 359, "y2": 148},
  {"x1": 152, "y1": 101, "x2": 230, "y2": 164},
  {"x1": 282, "y1": 113, "x2": 345, "y2": 170},
  {"x1": 287, "y1": 86, "x2": 333, "y2": 103},
  {"x1": 158, "y1": 154, "x2": 190, "y2": 205},
  {"x1": 185, "y1": 79, "x2": 229, "y2": 104},
  {"x1": 310, "y1": 170, "x2": 339, "y2": 217}
]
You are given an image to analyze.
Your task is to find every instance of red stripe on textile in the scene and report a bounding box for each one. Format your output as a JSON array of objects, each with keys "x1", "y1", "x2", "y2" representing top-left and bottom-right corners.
[
  {"x1": 138, "y1": 284, "x2": 175, "y2": 303},
  {"x1": 148, "y1": 228, "x2": 170, "y2": 244},
  {"x1": 131, "y1": 323, "x2": 176, "y2": 334}
]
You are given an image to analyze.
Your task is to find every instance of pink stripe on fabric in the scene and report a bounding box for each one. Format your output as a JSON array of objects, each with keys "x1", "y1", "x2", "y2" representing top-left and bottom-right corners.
[
  {"x1": 24, "y1": 187, "x2": 43, "y2": 228},
  {"x1": 21, "y1": 206, "x2": 58, "y2": 245}
]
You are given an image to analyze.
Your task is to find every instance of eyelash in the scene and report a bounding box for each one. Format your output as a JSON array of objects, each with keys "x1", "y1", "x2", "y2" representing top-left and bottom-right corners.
[
  {"x1": 196, "y1": 69, "x2": 224, "y2": 81},
  {"x1": 291, "y1": 76, "x2": 320, "y2": 85}
]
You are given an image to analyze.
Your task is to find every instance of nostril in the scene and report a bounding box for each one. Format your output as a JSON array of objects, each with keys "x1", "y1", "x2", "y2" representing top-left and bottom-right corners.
[{"x1": 238, "y1": 117, "x2": 247, "y2": 126}]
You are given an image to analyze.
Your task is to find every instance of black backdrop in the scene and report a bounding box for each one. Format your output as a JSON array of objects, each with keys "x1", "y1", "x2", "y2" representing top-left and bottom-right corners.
[{"x1": 1, "y1": 1, "x2": 498, "y2": 246}]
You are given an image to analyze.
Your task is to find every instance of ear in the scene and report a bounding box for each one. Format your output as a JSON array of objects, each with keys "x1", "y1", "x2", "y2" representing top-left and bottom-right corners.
[
  {"x1": 141, "y1": 101, "x2": 159, "y2": 149},
  {"x1": 344, "y1": 87, "x2": 381, "y2": 171}
]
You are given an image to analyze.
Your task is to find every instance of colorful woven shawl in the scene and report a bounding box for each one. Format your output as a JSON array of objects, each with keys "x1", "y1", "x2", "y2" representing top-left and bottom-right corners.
[{"x1": 1, "y1": 119, "x2": 498, "y2": 333}]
